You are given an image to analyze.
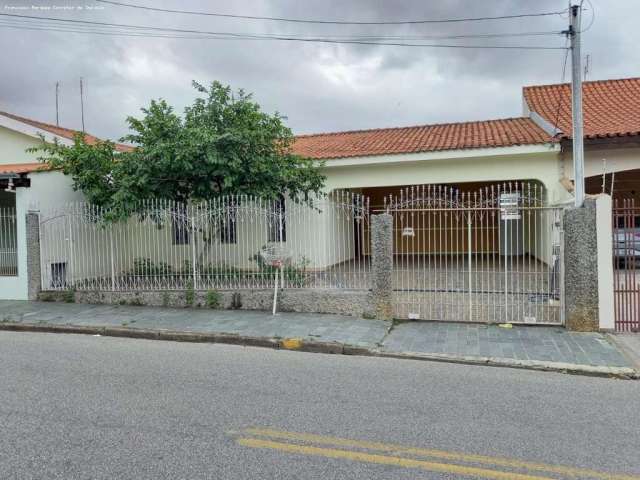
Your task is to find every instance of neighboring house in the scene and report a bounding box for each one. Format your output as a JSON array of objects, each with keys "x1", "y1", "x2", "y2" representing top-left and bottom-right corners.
[
  {"x1": 0, "y1": 111, "x2": 131, "y2": 299},
  {"x1": 522, "y1": 77, "x2": 640, "y2": 202}
]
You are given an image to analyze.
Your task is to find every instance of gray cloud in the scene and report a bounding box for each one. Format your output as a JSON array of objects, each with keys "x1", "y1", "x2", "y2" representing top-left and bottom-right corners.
[{"x1": 0, "y1": 0, "x2": 636, "y2": 142}]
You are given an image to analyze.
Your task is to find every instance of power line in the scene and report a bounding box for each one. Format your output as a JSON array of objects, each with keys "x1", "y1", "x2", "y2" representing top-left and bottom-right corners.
[
  {"x1": 95, "y1": 0, "x2": 568, "y2": 26},
  {"x1": 0, "y1": 18, "x2": 563, "y2": 42},
  {"x1": 551, "y1": 38, "x2": 571, "y2": 138},
  {"x1": 0, "y1": 13, "x2": 569, "y2": 50},
  {"x1": 580, "y1": 0, "x2": 596, "y2": 33}
]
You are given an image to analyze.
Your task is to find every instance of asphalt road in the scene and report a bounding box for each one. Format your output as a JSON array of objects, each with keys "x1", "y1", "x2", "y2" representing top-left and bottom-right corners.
[{"x1": 1, "y1": 332, "x2": 639, "y2": 480}]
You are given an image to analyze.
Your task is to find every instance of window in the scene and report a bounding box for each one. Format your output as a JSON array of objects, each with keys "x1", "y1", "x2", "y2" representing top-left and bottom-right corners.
[
  {"x1": 268, "y1": 194, "x2": 286, "y2": 242},
  {"x1": 220, "y1": 206, "x2": 237, "y2": 244},
  {"x1": 172, "y1": 206, "x2": 190, "y2": 245},
  {"x1": 50, "y1": 262, "x2": 67, "y2": 289}
]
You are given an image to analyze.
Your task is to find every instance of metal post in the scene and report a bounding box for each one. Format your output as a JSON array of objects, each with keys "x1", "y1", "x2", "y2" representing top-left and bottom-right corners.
[
  {"x1": 467, "y1": 214, "x2": 472, "y2": 321},
  {"x1": 504, "y1": 213, "x2": 508, "y2": 323},
  {"x1": 569, "y1": 3, "x2": 585, "y2": 207},
  {"x1": 109, "y1": 229, "x2": 115, "y2": 292},
  {"x1": 191, "y1": 210, "x2": 197, "y2": 290},
  {"x1": 278, "y1": 206, "x2": 284, "y2": 289},
  {"x1": 272, "y1": 268, "x2": 279, "y2": 316}
]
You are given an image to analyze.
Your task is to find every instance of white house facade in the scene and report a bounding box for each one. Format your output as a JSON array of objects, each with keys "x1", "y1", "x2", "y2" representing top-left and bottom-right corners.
[{"x1": 1, "y1": 77, "x2": 639, "y2": 309}]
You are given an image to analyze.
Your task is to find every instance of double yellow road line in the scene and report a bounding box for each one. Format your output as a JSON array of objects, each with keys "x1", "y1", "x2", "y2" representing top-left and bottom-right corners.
[{"x1": 234, "y1": 427, "x2": 639, "y2": 480}]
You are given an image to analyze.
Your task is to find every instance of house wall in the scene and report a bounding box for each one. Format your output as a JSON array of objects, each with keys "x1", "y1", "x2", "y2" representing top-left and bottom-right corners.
[
  {"x1": 321, "y1": 148, "x2": 570, "y2": 205},
  {"x1": 563, "y1": 146, "x2": 640, "y2": 201},
  {"x1": 321, "y1": 149, "x2": 564, "y2": 265},
  {"x1": 0, "y1": 126, "x2": 42, "y2": 165},
  {"x1": 0, "y1": 193, "x2": 26, "y2": 299},
  {"x1": 562, "y1": 146, "x2": 640, "y2": 180},
  {"x1": 0, "y1": 123, "x2": 85, "y2": 299}
]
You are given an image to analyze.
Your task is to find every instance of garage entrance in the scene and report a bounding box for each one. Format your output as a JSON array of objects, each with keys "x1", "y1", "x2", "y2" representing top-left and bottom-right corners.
[
  {"x1": 380, "y1": 182, "x2": 564, "y2": 324},
  {"x1": 612, "y1": 198, "x2": 640, "y2": 331}
]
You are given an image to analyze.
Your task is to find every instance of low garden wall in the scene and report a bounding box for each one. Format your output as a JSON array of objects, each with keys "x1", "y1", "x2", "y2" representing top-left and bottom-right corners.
[{"x1": 38, "y1": 288, "x2": 375, "y2": 318}]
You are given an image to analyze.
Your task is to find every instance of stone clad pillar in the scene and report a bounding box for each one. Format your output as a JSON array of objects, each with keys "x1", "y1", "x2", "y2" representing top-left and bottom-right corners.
[
  {"x1": 370, "y1": 213, "x2": 393, "y2": 320},
  {"x1": 563, "y1": 195, "x2": 614, "y2": 331},
  {"x1": 25, "y1": 211, "x2": 41, "y2": 301}
]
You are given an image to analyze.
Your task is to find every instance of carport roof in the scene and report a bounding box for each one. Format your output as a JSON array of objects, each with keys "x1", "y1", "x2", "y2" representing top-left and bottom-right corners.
[{"x1": 292, "y1": 117, "x2": 551, "y2": 160}]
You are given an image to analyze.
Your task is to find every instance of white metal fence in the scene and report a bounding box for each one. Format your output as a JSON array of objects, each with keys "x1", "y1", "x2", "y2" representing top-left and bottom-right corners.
[
  {"x1": 385, "y1": 182, "x2": 564, "y2": 324},
  {"x1": 39, "y1": 193, "x2": 371, "y2": 292},
  {"x1": 0, "y1": 207, "x2": 18, "y2": 276}
]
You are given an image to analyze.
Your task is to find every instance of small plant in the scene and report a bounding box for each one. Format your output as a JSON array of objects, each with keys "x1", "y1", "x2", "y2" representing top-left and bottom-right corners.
[
  {"x1": 62, "y1": 289, "x2": 75, "y2": 303},
  {"x1": 206, "y1": 290, "x2": 222, "y2": 309},
  {"x1": 118, "y1": 299, "x2": 127, "y2": 306},
  {"x1": 127, "y1": 258, "x2": 174, "y2": 277},
  {"x1": 185, "y1": 280, "x2": 195, "y2": 307}
]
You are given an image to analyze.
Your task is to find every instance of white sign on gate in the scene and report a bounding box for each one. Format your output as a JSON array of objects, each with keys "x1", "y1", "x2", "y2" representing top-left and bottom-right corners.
[{"x1": 500, "y1": 192, "x2": 521, "y2": 220}]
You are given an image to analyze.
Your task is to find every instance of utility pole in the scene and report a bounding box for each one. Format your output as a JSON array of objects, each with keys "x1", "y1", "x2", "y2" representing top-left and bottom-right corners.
[
  {"x1": 55, "y1": 81, "x2": 60, "y2": 126},
  {"x1": 569, "y1": 3, "x2": 585, "y2": 207},
  {"x1": 79, "y1": 77, "x2": 85, "y2": 132}
]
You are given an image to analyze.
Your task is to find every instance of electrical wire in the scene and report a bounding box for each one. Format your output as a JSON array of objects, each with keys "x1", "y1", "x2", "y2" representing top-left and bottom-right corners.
[
  {"x1": 94, "y1": 0, "x2": 568, "y2": 26},
  {"x1": 550, "y1": 38, "x2": 571, "y2": 138},
  {"x1": 0, "y1": 13, "x2": 568, "y2": 49},
  {"x1": 580, "y1": 0, "x2": 596, "y2": 33},
  {"x1": 0, "y1": 18, "x2": 563, "y2": 42}
]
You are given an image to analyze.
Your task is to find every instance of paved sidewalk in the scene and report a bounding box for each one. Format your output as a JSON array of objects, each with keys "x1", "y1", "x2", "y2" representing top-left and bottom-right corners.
[
  {"x1": 0, "y1": 301, "x2": 389, "y2": 349},
  {"x1": 383, "y1": 322, "x2": 631, "y2": 368},
  {"x1": 0, "y1": 301, "x2": 636, "y2": 377}
]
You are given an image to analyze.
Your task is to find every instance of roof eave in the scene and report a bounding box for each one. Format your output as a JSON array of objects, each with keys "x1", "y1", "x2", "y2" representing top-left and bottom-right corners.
[
  {"x1": 318, "y1": 143, "x2": 559, "y2": 167},
  {"x1": 0, "y1": 114, "x2": 75, "y2": 147}
]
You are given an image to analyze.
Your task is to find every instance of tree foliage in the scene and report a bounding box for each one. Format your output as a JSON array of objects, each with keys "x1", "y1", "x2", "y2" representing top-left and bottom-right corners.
[
  {"x1": 30, "y1": 134, "x2": 119, "y2": 209},
  {"x1": 32, "y1": 81, "x2": 325, "y2": 217}
]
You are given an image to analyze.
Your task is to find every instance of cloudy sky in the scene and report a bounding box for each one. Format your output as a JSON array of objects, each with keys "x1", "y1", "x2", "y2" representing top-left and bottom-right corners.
[{"x1": 0, "y1": 0, "x2": 638, "y2": 141}]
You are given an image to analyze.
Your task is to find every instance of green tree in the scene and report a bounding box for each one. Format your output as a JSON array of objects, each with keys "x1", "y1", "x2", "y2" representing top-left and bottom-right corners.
[
  {"x1": 32, "y1": 81, "x2": 325, "y2": 216},
  {"x1": 29, "y1": 134, "x2": 120, "y2": 209}
]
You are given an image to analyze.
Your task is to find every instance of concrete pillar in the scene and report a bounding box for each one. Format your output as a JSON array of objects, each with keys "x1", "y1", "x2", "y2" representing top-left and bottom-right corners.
[
  {"x1": 563, "y1": 195, "x2": 614, "y2": 331},
  {"x1": 370, "y1": 213, "x2": 393, "y2": 320},
  {"x1": 25, "y1": 211, "x2": 41, "y2": 301}
]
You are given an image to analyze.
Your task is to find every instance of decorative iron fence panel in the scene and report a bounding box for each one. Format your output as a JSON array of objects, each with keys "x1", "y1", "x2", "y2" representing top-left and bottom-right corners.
[
  {"x1": 0, "y1": 207, "x2": 18, "y2": 277},
  {"x1": 385, "y1": 183, "x2": 564, "y2": 324},
  {"x1": 612, "y1": 199, "x2": 640, "y2": 332},
  {"x1": 38, "y1": 193, "x2": 371, "y2": 292}
]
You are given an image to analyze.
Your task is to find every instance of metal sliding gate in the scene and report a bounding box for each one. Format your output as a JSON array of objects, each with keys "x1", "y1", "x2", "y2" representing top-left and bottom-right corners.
[
  {"x1": 612, "y1": 199, "x2": 640, "y2": 332},
  {"x1": 386, "y1": 183, "x2": 564, "y2": 324}
]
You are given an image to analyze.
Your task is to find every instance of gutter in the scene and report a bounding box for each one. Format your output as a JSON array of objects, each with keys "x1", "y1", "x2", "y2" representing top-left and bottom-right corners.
[{"x1": 529, "y1": 110, "x2": 562, "y2": 137}]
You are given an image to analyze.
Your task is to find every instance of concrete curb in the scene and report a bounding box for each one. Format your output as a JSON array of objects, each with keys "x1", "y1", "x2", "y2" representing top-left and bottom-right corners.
[
  {"x1": 369, "y1": 350, "x2": 639, "y2": 380},
  {"x1": 606, "y1": 333, "x2": 640, "y2": 372},
  {"x1": 1, "y1": 322, "x2": 637, "y2": 379}
]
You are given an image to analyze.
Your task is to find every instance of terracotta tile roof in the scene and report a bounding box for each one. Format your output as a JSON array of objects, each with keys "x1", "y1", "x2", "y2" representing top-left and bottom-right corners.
[
  {"x1": 0, "y1": 162, "x2": 49, "y2": 174},
  {"x1": 523, "y1": 77, "x2": 640, "y2": 140},
  {"x1": 292, "y1": 117, "x2": 550, "y2": 159},
  {"x1": 0, "y1": 111, "x2": 134, "y2": 152}
]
